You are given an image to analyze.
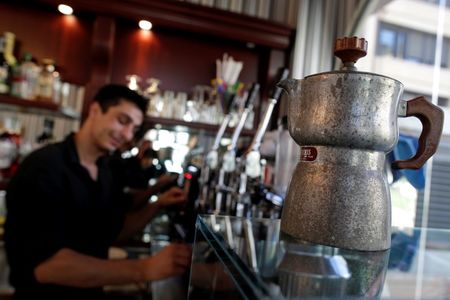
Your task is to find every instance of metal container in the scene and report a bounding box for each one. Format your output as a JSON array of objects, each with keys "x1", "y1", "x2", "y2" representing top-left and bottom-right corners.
[{"x1": 278, "y1": 37, "x2": 444, "y2": 251}]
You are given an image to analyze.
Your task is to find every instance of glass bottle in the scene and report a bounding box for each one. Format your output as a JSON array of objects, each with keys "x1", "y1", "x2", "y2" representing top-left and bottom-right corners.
[
  {"x1": 0, "y1": 37, "x2": 9, "y2": 95},
  {"x1": 3, "y1": 32, "x2": 18, "y2": 96},
  {"x1": 143, "y1": 77, "x2": 162, "y2": 117},
  {"x1": 37, "y1": 58, "x2": 56, "y2": 101},
  {"x1": 3, "y1": 32, "x2": 17, "y2": 67},
  {"x1": 18, "y1": 53, "x2": 40, "y2": 100},
  {"x1": 125, "y1": 74, "x2": 141, "y2": 92}
]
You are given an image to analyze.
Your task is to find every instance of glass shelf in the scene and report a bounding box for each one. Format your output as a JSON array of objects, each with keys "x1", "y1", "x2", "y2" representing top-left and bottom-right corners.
[{"x1": 189, "y1": 215, "x2": 450, "y2": 300}]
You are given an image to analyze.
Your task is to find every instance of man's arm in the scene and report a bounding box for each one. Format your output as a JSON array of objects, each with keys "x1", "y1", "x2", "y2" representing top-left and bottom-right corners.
[
  {"x1": 34, "y1": 244, "x2": 192, "y2": 288},
  {"x1": 117, "y1": 186, "x2": 187, "y2": 241},
  {"x1": 126, "y1": 174, "x2": 177, "y2": 210}
]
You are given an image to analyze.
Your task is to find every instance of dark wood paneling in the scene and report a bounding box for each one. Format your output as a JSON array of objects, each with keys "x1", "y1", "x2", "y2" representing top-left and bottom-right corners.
[
  {"x1": 83, "y1": 16, "x2": 116, "y2": 119},
  {"x1": 0, "y1": 3, "x2": 93, "y2": 85},
  {"x1": 38, "y1": 0, "x2": 294, "y2": 49},
  {"x1": 112, "y1": 20, "x2": 260, "y2": 92}
]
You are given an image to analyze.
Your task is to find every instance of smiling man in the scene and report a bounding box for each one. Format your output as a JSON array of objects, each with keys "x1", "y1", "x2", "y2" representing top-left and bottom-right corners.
[{"x1": 5, "y1": 84, "x2": 192, "y2": 299}]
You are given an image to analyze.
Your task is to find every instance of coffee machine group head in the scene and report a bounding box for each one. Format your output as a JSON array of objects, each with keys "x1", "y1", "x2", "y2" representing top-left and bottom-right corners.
[{"x1": 278, "y1": 36, "x2": 444, "y2": 251}]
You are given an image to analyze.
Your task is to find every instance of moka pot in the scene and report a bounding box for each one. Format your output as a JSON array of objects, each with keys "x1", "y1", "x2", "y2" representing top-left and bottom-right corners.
[{"x1": 278, "y1": 37, "x2": 444, "y2": 251}]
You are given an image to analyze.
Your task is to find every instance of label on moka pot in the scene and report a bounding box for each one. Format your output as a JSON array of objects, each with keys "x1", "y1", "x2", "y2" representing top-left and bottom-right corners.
[{"x1": 300, "y1": 146, "x2": 317, "y2": 162}]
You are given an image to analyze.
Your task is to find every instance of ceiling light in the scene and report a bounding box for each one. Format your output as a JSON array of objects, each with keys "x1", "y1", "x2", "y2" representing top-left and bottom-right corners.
[
  {"x1": 58, "y1": 4, "x2": 73, "y2": 15},
  {"x1": 139, "y1": 20, "x2": 152, "y2": 31}
]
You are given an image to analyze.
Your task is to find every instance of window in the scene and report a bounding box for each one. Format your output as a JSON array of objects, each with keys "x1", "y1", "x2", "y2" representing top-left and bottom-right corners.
[
  {"x1": 378, "y1": 26, "x2": 397, "y2": 56},
  {"x1": 377, "y1": 22, "x2": 450, "y2": 68},
  {"x1": 420, "y1": 0, "x2": 450, "y2": 8},
  {"x1": 404, "y1": 30, "x2": 424, "y2": 63},
  {"x1": 438, "y1": 97, "x2": 449, "y2": 107},
  {"x1": 442, "y1": 39, "x2": 450, "y2": 68},
  {"x1": 422, "y1": 34, "x2": 436, "y2": 65}
]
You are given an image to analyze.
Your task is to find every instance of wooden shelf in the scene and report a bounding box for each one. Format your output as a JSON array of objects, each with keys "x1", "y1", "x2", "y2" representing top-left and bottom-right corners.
[
  {"x1": 145, "y1": 116, "x2": 256, "y2": 136},
  {"x1": 0, "y1": 94, "x2": 80, "y2": 120}
]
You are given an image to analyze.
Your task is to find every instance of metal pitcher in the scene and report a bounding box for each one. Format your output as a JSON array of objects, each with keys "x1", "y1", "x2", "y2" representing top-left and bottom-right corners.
[{"x1": 278, "y1": 37, "x2": 444, "y2": 251}]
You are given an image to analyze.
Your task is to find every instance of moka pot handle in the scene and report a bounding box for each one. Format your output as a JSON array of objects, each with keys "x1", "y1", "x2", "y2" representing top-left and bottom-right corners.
[{"x1": 392, "y1": 96, "x2": 444, "y2": 170}]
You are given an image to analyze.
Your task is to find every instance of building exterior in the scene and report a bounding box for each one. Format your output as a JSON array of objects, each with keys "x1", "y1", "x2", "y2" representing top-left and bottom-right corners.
[{"x1": 361, "y1": 0, "x2": 450, "y2": 229}]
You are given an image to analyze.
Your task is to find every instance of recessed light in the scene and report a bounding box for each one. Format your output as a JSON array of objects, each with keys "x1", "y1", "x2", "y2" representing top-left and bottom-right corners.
[
  {"x1": 139, "y1": 20, "x2": 152, "y2": 31},
  {"x1": 58, "y1": 4, "x2": 73, "y2": 15}
]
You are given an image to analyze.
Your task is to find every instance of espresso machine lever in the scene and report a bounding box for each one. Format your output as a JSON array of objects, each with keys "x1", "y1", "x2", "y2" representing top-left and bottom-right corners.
[{"x1": 214, "y1": 83, "x2": 260, "y2": 214}]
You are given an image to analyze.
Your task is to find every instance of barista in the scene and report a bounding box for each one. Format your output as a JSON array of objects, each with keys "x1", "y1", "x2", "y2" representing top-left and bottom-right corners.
[{"x1": 4, "y1": 84, "x2": 192, "y2": 299}]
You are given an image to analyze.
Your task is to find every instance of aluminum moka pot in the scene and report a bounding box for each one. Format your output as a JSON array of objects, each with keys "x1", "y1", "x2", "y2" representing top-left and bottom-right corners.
[{"x1": 278, "y1": 37, "x2": 444, "y2": 251}]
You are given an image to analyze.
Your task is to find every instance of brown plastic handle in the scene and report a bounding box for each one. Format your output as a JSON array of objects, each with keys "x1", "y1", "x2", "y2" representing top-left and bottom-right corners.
[{"x1": 392, "y1": 96, "x2": 444, "y2": 170}]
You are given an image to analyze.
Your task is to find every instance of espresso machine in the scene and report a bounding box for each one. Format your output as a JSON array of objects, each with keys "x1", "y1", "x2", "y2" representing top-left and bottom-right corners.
[{"x1": 276, "y1": 36, "x2": 444, "y2": 299}]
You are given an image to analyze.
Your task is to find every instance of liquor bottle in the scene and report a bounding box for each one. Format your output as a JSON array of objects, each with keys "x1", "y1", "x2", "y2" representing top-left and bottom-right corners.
[
  {"x1": 37, "y1": 58, "x2": 56, "y2": 101},
  {"x1": 3, "y1": 32, "x2": 18, "y2": 96},
  {"x1": 17, "y1": 53, "x2": 40, "y2": 100},
  {"x1": 3, "y1": 32, "x2": 17, "y2": 67},
  {"x1": 0, "y1": 37, "x2": 10, "y2": 94}
]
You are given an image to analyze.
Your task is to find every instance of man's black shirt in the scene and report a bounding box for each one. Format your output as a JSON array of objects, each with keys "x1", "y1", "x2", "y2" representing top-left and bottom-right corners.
[{"x1": 4, "y1": 134, "x2": 131, "y2": 299}]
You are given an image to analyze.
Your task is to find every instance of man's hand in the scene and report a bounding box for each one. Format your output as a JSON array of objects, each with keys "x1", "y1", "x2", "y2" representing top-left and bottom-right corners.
[
  {"x1": 157, "y1": 186, "x2": 187, "y2": 208},
  {"x1": 144, "y1": 243, "x2": 192, "y2": 280},
  {"x1": 155, "y1": 173, "x2": 178, "y2": 188}
]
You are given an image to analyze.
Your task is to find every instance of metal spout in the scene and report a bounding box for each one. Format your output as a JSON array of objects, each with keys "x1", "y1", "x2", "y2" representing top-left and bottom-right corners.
[
  {"x1": 276, "y1": 78, "x2": 298, "y2": 99},
  {"x1": 277, "y1": 78, "x2": 301, "y2": 141}
]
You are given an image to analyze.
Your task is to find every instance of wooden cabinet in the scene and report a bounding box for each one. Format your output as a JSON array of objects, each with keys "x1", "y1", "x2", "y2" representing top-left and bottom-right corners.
[{"x1": 0, "y1": 0, "x2": 295, "y2": 134}]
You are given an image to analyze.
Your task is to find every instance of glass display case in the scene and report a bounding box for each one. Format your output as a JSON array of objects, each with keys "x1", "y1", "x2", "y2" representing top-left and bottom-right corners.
[{"x1": 189, "y1": 215, "x2": 450, "y2": 299}]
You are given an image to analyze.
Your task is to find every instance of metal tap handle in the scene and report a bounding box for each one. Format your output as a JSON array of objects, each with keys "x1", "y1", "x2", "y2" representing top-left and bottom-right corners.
[
  {"x1": 210, "y1": 94, "x2": 236, "y2": 150},
  {"x1": 211, "y1": 115, "x2": 231, "y2": 151},
  {"x1": 248, "y1": 68, "x2": 290, "y2": 152},
  {"x1": 393, "y1": 96, "x2": 444, "y2": 170},
  {"x1": 228, "y1": 83, "x2": 260, "y2": 151},
  {"x1": 244, "y1": 83, "x2": 260, "y2": 108}
]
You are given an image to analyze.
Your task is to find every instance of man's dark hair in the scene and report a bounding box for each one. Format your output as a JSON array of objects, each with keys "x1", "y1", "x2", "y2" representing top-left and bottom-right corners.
[{"x1": 93, "y1": 84, "x2": 148, "y2": 115}]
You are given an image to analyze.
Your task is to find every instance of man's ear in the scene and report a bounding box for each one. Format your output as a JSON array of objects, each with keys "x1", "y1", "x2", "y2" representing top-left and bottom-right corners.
[{"x1": 89, "y1": 102, "x2": 102, "y2": 117}]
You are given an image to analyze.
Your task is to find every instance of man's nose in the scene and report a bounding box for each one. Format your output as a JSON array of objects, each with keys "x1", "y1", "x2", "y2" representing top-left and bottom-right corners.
[{"x1": 121, "y1": 124, "x2": 135, "y2": 142}]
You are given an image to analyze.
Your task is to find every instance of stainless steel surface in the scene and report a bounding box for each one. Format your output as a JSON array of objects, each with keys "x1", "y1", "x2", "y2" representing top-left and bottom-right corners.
[
  {"x1": 278, "y1": 43, "x2": 443, "y2": 251},
  {"x1": 279, "y1": 69, "x2": 404, "y2": 252},
  {"x1": 278, "y1": 242, "x2": 351, "y2": 299},
  {"x1": 284, "y1": 72, "x2": 403, "y2": 152},
  {"x1": 281, "y1": 147, "x2": 391, "y2": 251},
  {"x1": 278, "y1": 242, "x2": 389, "y2": 299}
]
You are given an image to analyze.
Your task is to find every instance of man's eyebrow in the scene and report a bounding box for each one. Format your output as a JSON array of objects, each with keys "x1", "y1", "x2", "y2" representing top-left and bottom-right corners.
[
  {"x1": 118, "y1": 112, "x2": 142, "y2": 127},
  {"x1": 118, "y1": 112, "x2": 132, "y2": 120}
]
